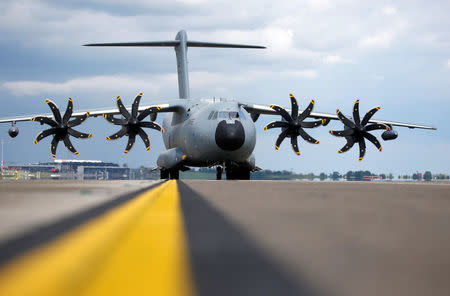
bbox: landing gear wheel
[160,169,169,179]
[216,166,223,180]
[225,166,250,180]
[169,169,179,180]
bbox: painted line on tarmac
[0,180,196,296]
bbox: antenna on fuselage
[84,30,265,100]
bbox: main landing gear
[160,169,179,180]
[225,165,250,180]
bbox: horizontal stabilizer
[186,41,265,49]
[84,40,265,49]
[84,41,180,47]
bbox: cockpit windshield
[210,111,240,120]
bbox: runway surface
[0,180,449,296]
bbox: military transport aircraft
[0,30,436,180]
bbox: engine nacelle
[382,129,398,141]
[157,147,185,169]
[8,126,19,138]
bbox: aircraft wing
[0,101,183,124]
[242,103,436,130]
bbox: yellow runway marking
[0,180,196,296]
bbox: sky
[0,0,449,175]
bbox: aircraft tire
[160,169,169,179]
[169,169,179,180]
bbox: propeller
[264,94,326,156]
[31,98,92,158]
[329,99,391,161]
[104,92,164,154]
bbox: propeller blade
[68,128,92,139]
[124,132,136,154]
[45,99,62,123]
[269,105,292,122]
[298,99,315,121]
[263,121,289,130]
[137,107,160,121]
[358,138,366,161]
[363,132,382,152]
[34,128,57,145]
[106,127,128,140]
[300,120,323,129]
[68,112,89,127]
[329,129,355,137]
[138,121,165,133]
[361,107,381,126]
[338,138,355,153]
[298,128,320,144]
[137,127,150,151]
[50,136,60,159]
[31,116,57,127]
[116,96,131,120]
[62,136,79,155]
[290,136,301,156]
[336,109,356,129]
[352,99,360,126]
[290,94,298,120]
[275,129,289,150]
[62,97,73,123]
[131,92,143,118]
[103,114,128,125]
[365,123,390,131]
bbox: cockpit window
[208,111,214,120]
[219,112,228,118]
[229,112,239,118]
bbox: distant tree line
[130,166,449,181]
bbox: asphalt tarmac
[0,180,449,296]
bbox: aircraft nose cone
[215,120,245,151]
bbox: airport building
[5,159,131,180]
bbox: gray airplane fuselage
[160,99,256,167]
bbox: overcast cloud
[0,0,449,175]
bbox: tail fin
[84,30,265,99]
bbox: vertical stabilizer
[174,30,190,99]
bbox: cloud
[382,6,397,16]
[2,69,319,98]
[322,55,352,65]
[358,32,395,49]
[447,59,450,68]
